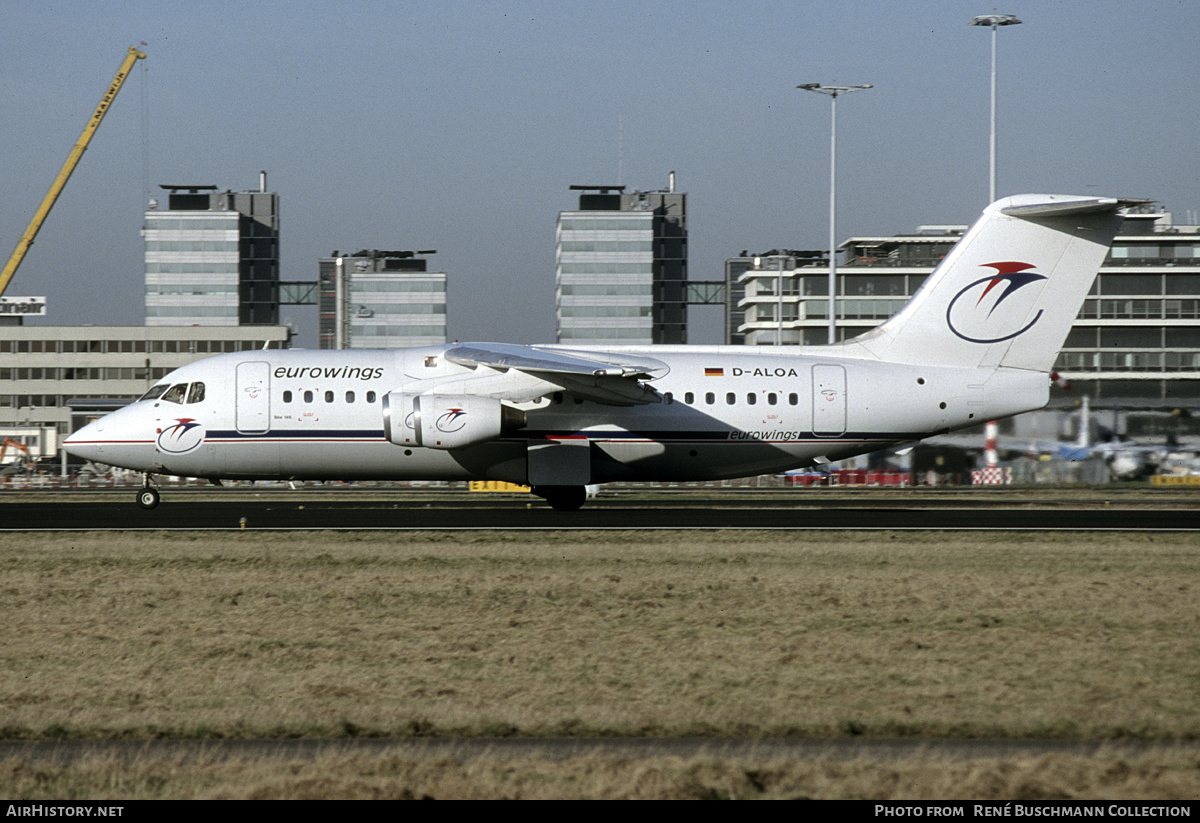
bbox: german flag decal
[704,368,724,377]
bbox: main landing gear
[534,485,587,512]
[136,473,160,510]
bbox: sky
[2,0,1197,347]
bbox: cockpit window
[161,384,188,404]
[140,384,169,402]
[186,382,206,404]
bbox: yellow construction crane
[0,45,146,297]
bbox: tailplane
[855,195,1139,372]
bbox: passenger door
[812,364,847,438]
[236,361,271,435]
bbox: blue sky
[3,0,1197,345]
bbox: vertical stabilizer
[854,195,1133,372]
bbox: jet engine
[382,392,526,450]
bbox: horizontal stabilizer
[1000,196,1150,218]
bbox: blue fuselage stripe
[205,428,915,443]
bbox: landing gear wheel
[540,485,586,512]
[136,487,160,510]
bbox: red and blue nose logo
[946,262,1048,343]
[156,417,205,454]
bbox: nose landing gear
[136,473,160,509]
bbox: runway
[3,488,1198,531]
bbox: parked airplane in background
[1054,396,1199,480]
[66,194,1136,510]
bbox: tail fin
[855,194,1136,372]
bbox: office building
[317,250,446,349]
[556,181,687,345]
[144,179,280,326]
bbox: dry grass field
[1,525,1198,798]
[5,747,1200,799]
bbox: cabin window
[187,383,205,404]
[346,391,355,403]
[663,392,673,404]
[366,391,377,403]
[789,393,799,405]
[726,392,736,405]
[325,390,334,403]
[304,390,313,403]
[746,393,757,405]
[767,392,777,405]
[705,392,715,405]
[283,391,292,403]
[684,392,694,404]
[161,384,187,404]
[553,392,564,404]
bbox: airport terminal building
[0,325,290,463]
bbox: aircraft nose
[63,419,107,462]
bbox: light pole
[970,14,1021,482]
[798,83,872,345]
[335,256,346,350]
[969,13,1022,204]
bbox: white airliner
[65,194,1135,510]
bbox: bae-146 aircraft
[65,194,1135,510]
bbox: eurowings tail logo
[946,261,1048,343]
[156,417,205,454]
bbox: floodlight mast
[969,14,1022,204]
[797,83,872,345]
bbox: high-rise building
[317,250,446,349]
[556,182,687,345]
[144,180,280,326]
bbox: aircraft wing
[442,342,667,406]
[446,343,668,378]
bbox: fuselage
[65,344,1049,485]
